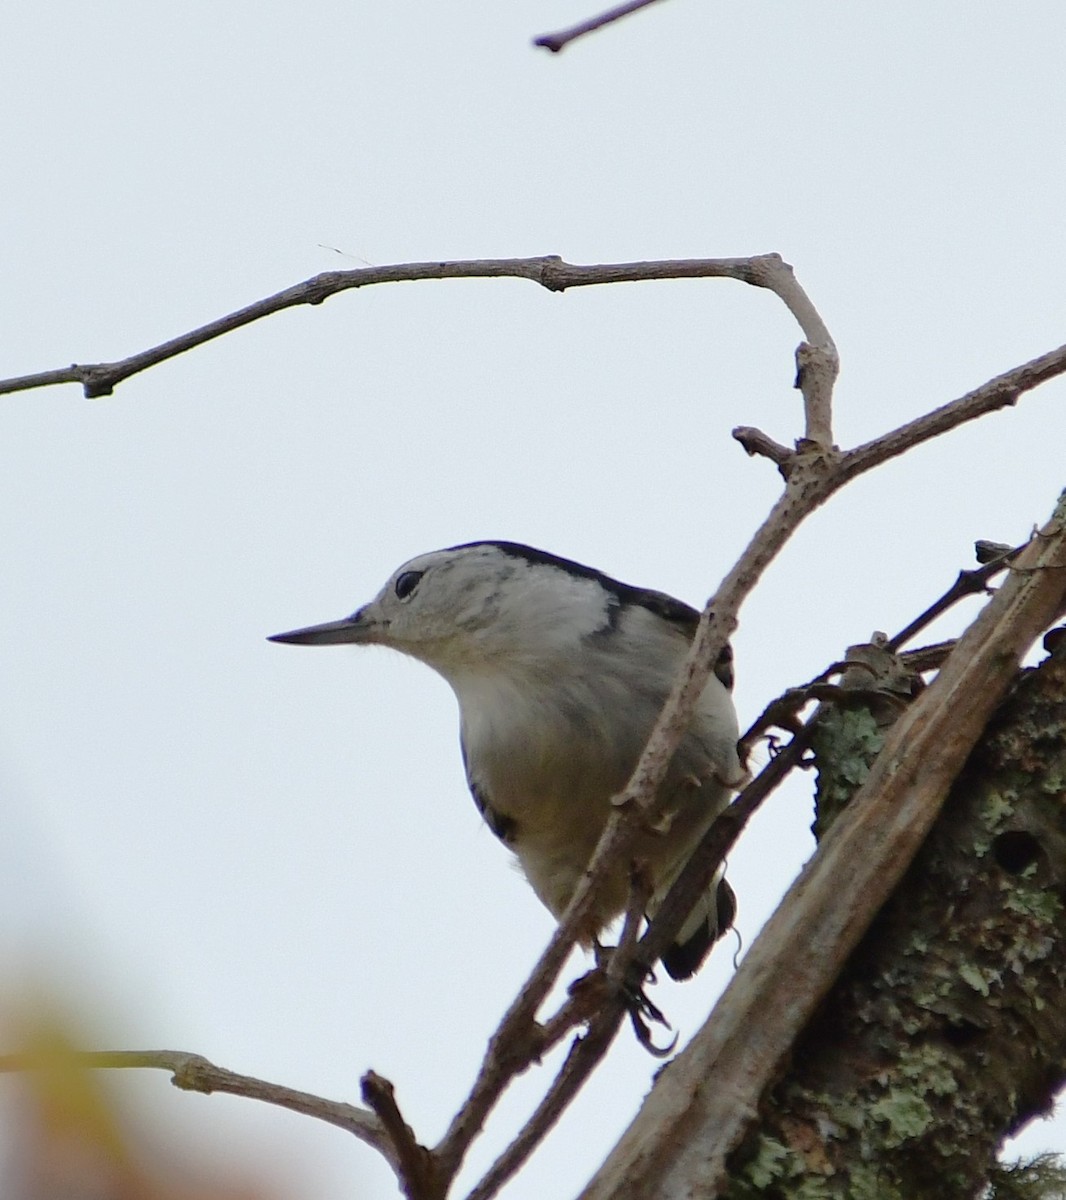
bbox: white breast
[448,606,740,936]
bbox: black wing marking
[449,541,735,689]
[461,737,518,845]
[713,640,735,692]
[469,779,518,845]
[448,540,701,632]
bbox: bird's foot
[592,943,678,1057]
[621,969,677,1057]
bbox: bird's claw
[591,941,678,1056]
[622,973,678,1058]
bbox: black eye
[394,570,424,600]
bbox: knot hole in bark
[992,829,1043,875]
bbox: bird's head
[269,541,621,675]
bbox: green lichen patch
[868,1089,935,1146]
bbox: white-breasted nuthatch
[270,541,744,980]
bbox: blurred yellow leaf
[6,1007,280,1200]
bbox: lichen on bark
[727,632,1066,1199]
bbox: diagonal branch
[885,542,1022,652]
[463,1009,628,1200]
[840,341,1066,478]
[533,0,669,53]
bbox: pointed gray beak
[268,609,377,646]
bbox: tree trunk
[723,630,1066,1198]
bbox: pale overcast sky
[2,3,1065,1197]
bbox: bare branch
[361,1071,441,1200]
[533,0,668,53]
[794,341,838,448]
[732,425,793,471]
[734,535,1003,763]
[841,340,1066,479]
[885,542,1021,652]
[630,722,816,977]
[579,487,1066,1200]
[464,1012,627,1200]
[0,1048,396,1170]
[1,254,786,399]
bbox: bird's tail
[656,873,736,982]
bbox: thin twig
[885,543,1022,651]
[464,1010,628,1200]
[361,1071,440,1200]
[732,425,793,471]
[0,1049,395,1169]
[631,724,816,977]
[533,0,668,53]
